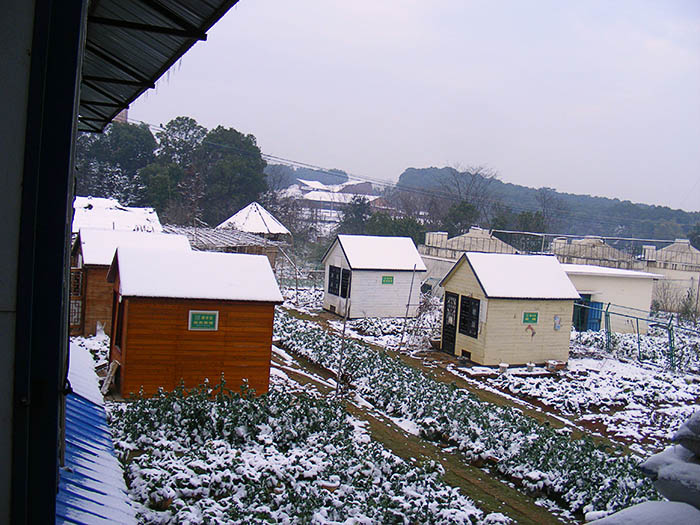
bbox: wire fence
[576,301,700,372]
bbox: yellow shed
[440,253,580,366]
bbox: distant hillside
[397,167,700,239]
[265,164,349,189]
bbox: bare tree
[437,165,499,225]
[535,187,567,233]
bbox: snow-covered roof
[109,246,283,302]
[216,202,290,236]
[77,228,191,266]
[326,235,427,271]
[302,191,379,204]
[72,196,162,234]
[297,178,332,191]
[563,264,662,279]
[443,253,580,299]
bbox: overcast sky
[130,0,700,211]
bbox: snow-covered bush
[275,311,658,515]
[109,379,492,524]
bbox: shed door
[587,301,603,331]
[442,292,458,355]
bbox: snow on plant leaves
[274,310,659,515]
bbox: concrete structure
[69,229,190,336]
[563,264,662,334]
[321,235,427,318]
[440,253,579,365]
[107,247,283,397]
[642,240,700,311]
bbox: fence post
[667,315,676,372]
[604,303,612,352]
[636,317,641,361]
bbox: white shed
[321,235,427,318]
[563,264,662,334]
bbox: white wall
[1,0,35,519]
[348,270,424,318]
[566,273,656,334]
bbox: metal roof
[162,224,278,251]
[56,394,137,524]
[78,0,240,132]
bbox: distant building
[550,236,633,266]
[321,235,426,318]
[419,228,518,297]
[72,196,162,235]
[440,253,579,365]
[216,201,291,241]
[107,247,283,397]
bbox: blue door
[587,302,603,331]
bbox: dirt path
[272,349,570,524]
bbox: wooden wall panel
[119,297,275,397]
[83,265,112,336]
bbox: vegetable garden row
[109,380,500,524]
[274,311,658,516]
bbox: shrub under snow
[109,380,497,524]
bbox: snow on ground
[285,289,700,458]
[281,286,324,315]
[486,357,700,455]
[275,311,658,516]
[71,325,111,368]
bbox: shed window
[459,296,480,339]
[328,265,341,296]
[340,269,351,298]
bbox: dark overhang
[78,0,240,132]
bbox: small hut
[107,247,283,397]
[321,235,427,318]
[69,228,190,336]
[440,253,579,365]
[216,201,291,241]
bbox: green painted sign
[189,310,219,331]
[381,275,394,285]
[523,312,539,324]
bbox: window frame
[340,268,351,298]
[328,265,341,296]
[458,295,480,339]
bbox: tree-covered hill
[397,166,700,240]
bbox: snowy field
[275,311,657,516]
[286,287,700,458]
[107,371,505,524]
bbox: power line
[123,117,698,232]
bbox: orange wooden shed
[107,246,283,397]
[69,228,190,336]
